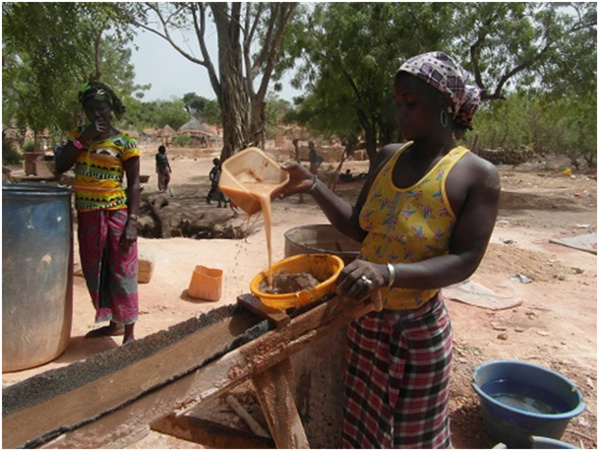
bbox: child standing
[207,158,228,207]
[155,145,172,194]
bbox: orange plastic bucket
[250,254,344,311]
[188,265,223,302]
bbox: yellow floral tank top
[359,142,470,310]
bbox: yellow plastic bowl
[250,254,344,311]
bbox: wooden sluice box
[3,293,376,449]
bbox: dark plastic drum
[284,224,361,265]
[2,184,73,372]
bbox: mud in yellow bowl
[250,254,344,311]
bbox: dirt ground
[3,142,597,449]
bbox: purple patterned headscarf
[397,51,482,129]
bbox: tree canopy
[289,2,596,162]
[3,2,595,166]
[287,2,454,159]
[2,2,147,146]
[127,2,298,159]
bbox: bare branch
[254,3,298,101]
[134,3,205,66]
[189,3,221,98]
[92,27,105,82]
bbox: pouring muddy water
[220,147,380,312]
[219,147,291,287]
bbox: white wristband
[386,263,395,287]
[307,174,318,194]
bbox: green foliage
[450,3,596,102]
[3,3,92,133]
[182,93,221,126]
[472,91,597,168]
[172,134,191,147]
[22,140,36,153]
[202,100,222,127]
[115,98,190,133]
[289,3,596,162]
[154,100,189,130]
[2,141,21,165]
[265,96,292,127]
[472,95,534,151]
[289,2,454,155]
[2,3,146,138]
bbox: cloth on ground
[444,280,523,311]
[549,232,597,255]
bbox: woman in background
[55,81,140,345]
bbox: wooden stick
[566,429,595,442]
[226,395,270,438]
[151,413,273,449]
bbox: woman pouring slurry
[278,52,500,448]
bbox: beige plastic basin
[219,147,289,216]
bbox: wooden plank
[3,310,261,449]
[253,359,309,449]
[237,293,291,327]
[18,295,374,448]
[151,414,274,449]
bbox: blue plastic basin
[530,435,578,449]
[472,360,585,449]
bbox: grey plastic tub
[284,224,361,265]
[2,184,73,372]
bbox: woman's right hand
[79,120,105,143]
[278,161,315,198]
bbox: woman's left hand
[120,220,138,251]
[335,259,387,303]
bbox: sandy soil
[3,143,597,449]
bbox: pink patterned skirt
[77,209,138,325]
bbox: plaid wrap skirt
[342,293,453,449]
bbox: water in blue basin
[482,379,570,415]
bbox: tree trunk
[363,122,377,168]
[211,3,249,161]
[248,100,266,149]
[292,139,305,203]
[246,3,297,151]
[356,107,378,167]
[219,69,249,160]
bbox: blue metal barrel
[2,184,73,372]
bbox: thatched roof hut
[158,125,176,138]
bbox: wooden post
[253,359,309,449]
